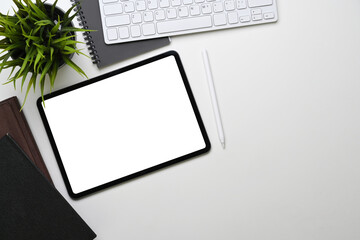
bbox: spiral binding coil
[70,0,100,65]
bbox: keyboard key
[132,13,142,23]
[236,0,246,9]
[124,2,135,12]
[106,15,131,26]
[147,0,158,9]
[264,12,274,19]
[248,0,272,7]
[142,23,156,35]
[251,8,261,15]
[201,3,212,14]
[213,2,224,12]
[107,28,118,40]
[239,15,250,22]
[195,0,205,3]
[160,0,170,7]
[104,4,123,15]
[155,10,166,20]
[190,5,201,16]
[103,0,118,3]
[119,26,130,38]
[228,12,238,24]
[166,8,177,18]
[130,25,141,37]
[171,0,181,7]
[224,0,235,11]
[252,14,262,21]
[157,16,212,33]
[183,0,193,4]
[144,11,154,21]
[136,0,146,10]
[214,14,226,26]
[178,6,189,17]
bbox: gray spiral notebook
[73,0,170,68]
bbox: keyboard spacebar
[157,16,212,34]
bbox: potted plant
[0,0,88,108]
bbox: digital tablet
[37,51,211,198]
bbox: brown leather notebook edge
[0,97,53,184]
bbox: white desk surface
[1,1,360,239]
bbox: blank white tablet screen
[43,55,206,194]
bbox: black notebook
[72,0,170,68]
[0,135,96,240]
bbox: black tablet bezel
[37,51,211,198]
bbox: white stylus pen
[202,50,225,149]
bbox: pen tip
[221,142,225,149]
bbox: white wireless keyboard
[99,0,278,44]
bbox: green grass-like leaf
[62,55,87,78]
[0,0,90,109]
